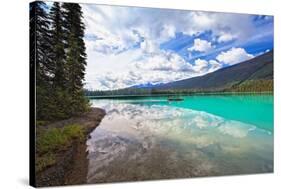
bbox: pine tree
[45,2,70,120]
[31,2,89,121]
[49,2,66,89]
[30,1,54,120]
[30,1,52,85]
[62,3,88,114]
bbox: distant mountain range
[130,82,163,89]
[134,50,273,92]
[88,50,273,97]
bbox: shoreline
[35,107,106,187]
[87,91,273,99]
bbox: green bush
[36,124,85,154]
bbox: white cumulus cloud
[217,32,236,43]
[216,48,254,65]
[80,4,271,90]
[188,38,213,52]
[194,59,223,74]
[134,51,194,72]
[86,49,225,90]
[193,59,209,72]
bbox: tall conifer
[49,2,66,88]
[62,3,88,114]
[30,1,52,85]
[30,1,53,120]
[31,2,89,120]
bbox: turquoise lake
[87,94,273,183]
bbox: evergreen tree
[31,2,89,121]
[30,1,52,85]
[30,1,54,120]
[62,3,88,114]
[49,2,66,89]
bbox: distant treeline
[230,79,273,92]
[30,1,89,121]
[85,79,273,97]
[84,88,153,96]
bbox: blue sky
[80,4,273,90]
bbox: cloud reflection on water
[87,100,273,183]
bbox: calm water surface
[86,94,273,183]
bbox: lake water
[86,94,273,183]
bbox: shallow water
[86,95,273,183]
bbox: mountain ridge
[149,50,273,92]
[87,50,273,97]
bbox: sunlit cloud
[80,4,273,90]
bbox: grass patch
[36,153,56,173]
[36,124,85,154]
[36,124,85,172]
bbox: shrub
[36,124,85,154]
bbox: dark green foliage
[30,1,54,121]
[61,3,88,116]
[30,2,52,86]
[62,3,87,94]
[31,2,89,121]
[49,2,67,88]
[230,80,273,92]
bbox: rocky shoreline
[35,108,106,187]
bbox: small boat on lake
[167,96,184,101]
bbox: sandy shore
[35,107,106,187]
